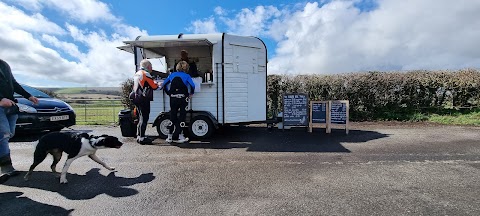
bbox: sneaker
[175,134,189,144]
[165,134,173,143]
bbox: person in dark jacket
[0,59,38,184]
[174,50,199,77]
[161,61,195,143]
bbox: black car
[14,84,76,132]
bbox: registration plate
[50,115,69,121]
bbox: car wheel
[189,115,215,139]
[156,115,172,139]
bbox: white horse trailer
[118,33,267,139]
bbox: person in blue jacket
[162,61,195,143]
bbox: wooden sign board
[309,101,330,133]
[308,100,349,134]
[330,100,349,134]
[283,93,308,127]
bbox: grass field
[71,103,125,125]
[428,109,480,126]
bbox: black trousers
[135,100,150,138]
[169,97,188,140]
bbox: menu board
[330,101,347,124]
[283,94,308,126]
[311,101,327,123]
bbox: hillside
[40,87,122,99]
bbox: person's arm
[143,72,159,90]
[12,78,31,99]
[162,76,172,95]
[13,78,38,104]
[186,76,195,95]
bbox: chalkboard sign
[311,101,327,123]
[283,94,308,126]
[330,101,348,124]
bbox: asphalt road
[1,123,479,216]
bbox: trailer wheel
[156,115,172,139]
[189,115,215,139]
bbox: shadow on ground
[174,126,389,152]
[3,168,155,200]
[0,192,74,216]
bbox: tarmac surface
[1,123,479,216]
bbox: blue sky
[1,0,479,87]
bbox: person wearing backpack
[132,59,159,145]
[161,61,195,143]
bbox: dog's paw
[107,167,116,171]
[60,178,68,184]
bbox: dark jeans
[169,97,188,140]
[135,100,150,138]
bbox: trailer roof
[123,33,222,47]
[118,33,224,54]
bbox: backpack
[167,77,188,96]
[129,84,153,104]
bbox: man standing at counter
[177,50,199,77]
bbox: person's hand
[0,98,15,107]
[28,96,39,105]
[189,94,193,99]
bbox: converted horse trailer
[118,33,267,139]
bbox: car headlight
[17,103,37,113]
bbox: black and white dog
[24,132,123,184]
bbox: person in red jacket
[0,59,38,184]
[132,59,159,145]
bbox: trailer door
[224,44,266,123]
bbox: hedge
[267,69,480,121]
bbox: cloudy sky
[1,0,479,87]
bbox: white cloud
[200,0,480,75]
[41,34,84,59]
[4,0,43,11]
[188,17,218,34]
[44,0,117,23]
[0,1,146,87]
[0,2,64,34]
[267,0,480,74]
[5,0,116,23]
[214,6,227,16]
[222,5,283,36]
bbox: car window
[14,84,51,98]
